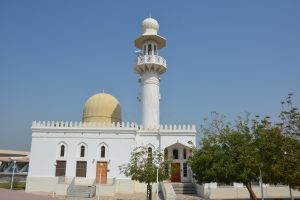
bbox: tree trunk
[146,183,152,200]
[244,182,257,200]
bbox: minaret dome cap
[142,17,159,35]
[135,17,166,49]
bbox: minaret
[134,18,167,129]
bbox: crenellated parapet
[31,121,196,132]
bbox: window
[183,149,187,159]
[148,44,152,55]
[183,163,188,177]
[154,45,157,55]
[80,145,85,157]
[173,149,179,159]
[76,161,87,177]
[55,161,66,176]
[60,145,65,157]
[148,147,152,156]
[101,146,105,158]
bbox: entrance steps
[171,183,196,195]
[67,185,94,198]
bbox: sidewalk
[0,188,204,200]
[59,193,203,200]
[0,188,59,200]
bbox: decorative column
[134,18,167,129]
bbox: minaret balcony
[135,55,167,75]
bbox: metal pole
[154,163,159,200]
[260,168,264,200]
[156,167,158,200]
[10,161,16,190]
[289,185,294,200]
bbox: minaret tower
[134,18,167,129]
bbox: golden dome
[82,93,122,124]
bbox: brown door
[55,161,66,176]
[76,161,87,177]
[96,161,107,184]
[171,163,181,182]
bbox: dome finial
[141,17,159,35]
[102,88,105,93]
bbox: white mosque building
[25,17,196,197]
[25,17,300,200]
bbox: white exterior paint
[26,122,196,195]
[195,184,300,199]
[135,18,167,129]
[165,143,192,183]
[140,71,160,129]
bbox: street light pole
[10,160,16,190]
[154,163,160,200]
[289,185,294,200]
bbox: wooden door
[76,161,87,177]
[96,161,107,184]
[171,163,181,182]
[55,161,66,176]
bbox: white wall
[195,184,300,199]
[28,130,136,180]
[27,125,196,194]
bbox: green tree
[279,93,300,136]
[190,108,300,200]
[256,125,300,200]
[189,113,260,200]
[119,146,170,200]
[263,94,300,191]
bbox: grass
[0,182,26,190]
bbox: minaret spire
[134,17,167,129]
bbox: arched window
[173,149,179,159]
[154,45,157,55]
[60,145,65,157]
[80,145,85,157]
[183,149,187,159]
[148,147,152,156]
[148,44,152,55]
[101,146,105,158]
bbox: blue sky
[0,1,299,150]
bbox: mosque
[25,17,196,197]
[24,17,300,200]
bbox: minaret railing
[136,55,166,68]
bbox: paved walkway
[59,193,204,200]
[0,188,204,200]
[0,188,59,200]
